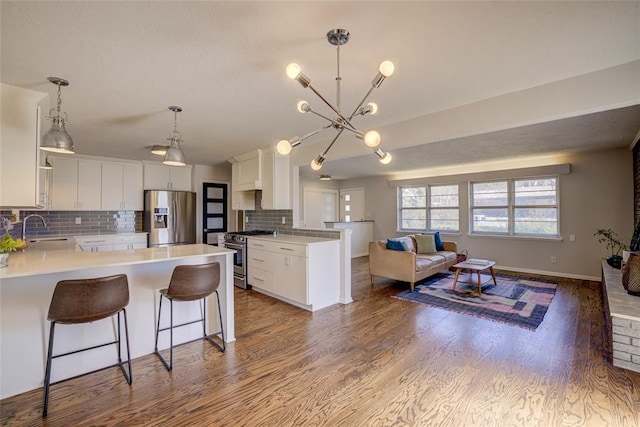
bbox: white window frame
[398,184,459,232]
[469,176,560,238]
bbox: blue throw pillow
[386,239,407,251]
[421,231,444,251]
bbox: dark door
[202,183,228,245]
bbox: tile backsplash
[0,210,142,239]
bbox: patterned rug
[393,272,558,330]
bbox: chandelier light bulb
[367,102,378,115]
[276,139,292,155]
[286,63,301,80]
[379,152,392,165]
[364,130,381,148]
[297,101,310,113]
[310,159,322,171]
[379,61,395,77]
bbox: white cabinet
[113,234,148,250]
[75,233,147,252]
[101,162,143,210]
[260,147,290,210]
[247,237,340,311]
[0,83,48,208]
[231,150,262,191]
[229,148,291,210]
[51,158,102,210]
[143,163,192,191]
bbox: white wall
[340,148,633,280]
[193,163,232,243]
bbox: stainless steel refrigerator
[143,190,196,247]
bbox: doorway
[339,188,365,222]
[303,188,338,228]
[202,183,228,245]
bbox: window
[470,177,558,237]
[399,185,459,232]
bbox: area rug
[393,272,558,330]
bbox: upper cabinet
[143,162,193,191]
[50,157,102,210]
[260,147,290,210]
[101,162,143,210]
[229,148,290,210]
[0,83,48,208]
[230,150,262,192]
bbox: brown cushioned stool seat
[43,274,132,416]
[154,262,225,371]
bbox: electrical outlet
[550,256,557,264]
[281,216,286,225]
[569,234,576,242]
[75,217,81,225]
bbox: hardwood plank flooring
[2,258,639,426]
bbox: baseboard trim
[495,265,600,282]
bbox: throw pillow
[386,238,408,251]
[421,231,444,251]
[415,234,437,254]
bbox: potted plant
[594,228,627,269]
[623,219,640,262]
[0,234,24,268]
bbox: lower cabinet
[247,237,339,311]
[75,234,147,252]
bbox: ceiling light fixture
[150,145,168,156]
[162,106,186,166]
[41,77,75,154]
[39,157,53,170]
[319,174,332,181]
[276,28,394,170]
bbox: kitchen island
[0,242,235,399]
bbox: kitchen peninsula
[0,242,235,399]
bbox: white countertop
[1,243,234,279]
[247,234,339,245]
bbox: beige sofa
[369,235,457,291]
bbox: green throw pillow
[415,234,437,254]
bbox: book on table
[466,258,490,266]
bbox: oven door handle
[224,242,243,250]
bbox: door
[303,188,338,228]
[340,188,365,222]
[202,183,228,245]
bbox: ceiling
[2,1,639,180]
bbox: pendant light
[41,77,75,154]
[163,106,186,166]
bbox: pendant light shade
[162,106,186,166]
[41,77,75,154]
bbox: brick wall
[612,317,640,373]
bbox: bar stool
[155,262,225,371]
[43,274,132,416]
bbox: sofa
[369,234,458,292]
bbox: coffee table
[452,260,497,294]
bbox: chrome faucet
[21,214,47,241]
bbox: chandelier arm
[320,129,345,158]
[348,85,376,120]
[307,84,358,131]
[299,124,333,142]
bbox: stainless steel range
[224,230,274,289]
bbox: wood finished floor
[2,258,639,426]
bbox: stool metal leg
[154,294,175,372]
[117,309,133,384]
[42,322,56,417]
[204,291,226,352]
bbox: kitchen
[0,82,349,401]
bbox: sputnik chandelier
[276,29,394,170]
